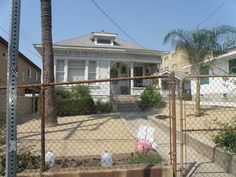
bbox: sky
[0,0,236,68]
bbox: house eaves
[0,36,41,72]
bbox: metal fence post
[179,79,184,176]
[6,0,21,176]
[40,86,45,172]
[170,74,177,177]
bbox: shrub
[57,98,96,116]
[139,87,165,110]
[96,101,113,113]
[71,85,90,99]
[0,151,40,176]
[213,118,236,154]
[56,85,96,116]
[55,87,72,100]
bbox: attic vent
[97,39,111,44]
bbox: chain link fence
[0,76,179,176]
[180,76,236,177]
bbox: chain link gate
[179,75,236,177]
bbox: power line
[0,26,42,60]
[90,0,145,49]
[197,0,230,28]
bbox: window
[97,39,111,44]
[27,68,32,78]
[88,61,96,80]
[56,60,64,82]
[35,72,38,81]
[200,66,209,85]
[68,60,85,81]
[164,67,168,71]
[134,66,143,87]
[229,58,236,75]
[2,52,7,59]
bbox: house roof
[53,34,144,50]
[34,32,168,57]
[0,36,41,72]
[159,70,189,80]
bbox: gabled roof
[53,34,145,50]
[0,36,41,71]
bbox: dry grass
[17,113,136,157]
[155,103,236,140]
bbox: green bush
[96,100,113,113]
[71,85,91,99]
[55,87,72,100]
[0,151,40,176]
[56,85,96,116]
[213,119,236,154]
[57,98,96,116]
[138,87,165,110]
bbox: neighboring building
[34,31,167,100]
[0,36,41,95]
[190,49,236,102]
[161,48,236,101]
[161,50,191,74]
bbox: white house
[34,31,167,100]
[189,48,236,102]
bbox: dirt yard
[17,113,136,157]
[154,103,236,140]
[157,103,236,129]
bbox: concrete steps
[115,95,141,112]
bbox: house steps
[115,95,141,112]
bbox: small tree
[164,25,236,116]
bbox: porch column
[108,60,111,78]
[85,60,89,80]
[131,62,134,95]
[96,60,100,79]
[64,59,68,82]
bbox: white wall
[90,60,110,101]
[191,59,236,96]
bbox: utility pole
[6,0,21,176]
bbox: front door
[110,62,130,95]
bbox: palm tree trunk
[195,77,201,116]
[194,67,201,116]
[40,0,57,126]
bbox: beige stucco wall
[161,49,215,74]
[161,50,191,73]
[0,41,41,95]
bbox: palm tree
[40,0,58,126]
[163,25,236,116]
